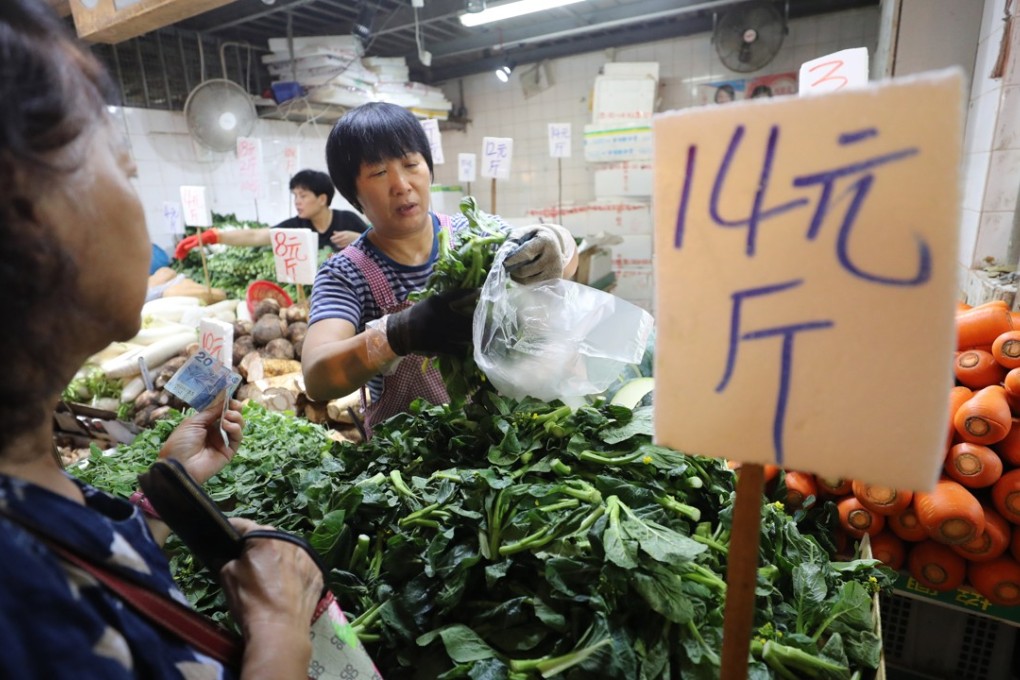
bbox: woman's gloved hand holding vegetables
[385,288,479,356]
[503,224,575,284]
[174,228,220,259]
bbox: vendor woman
[301,102,578,435]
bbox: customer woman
[302,102,577,434]
[0,1,322,677]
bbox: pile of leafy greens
[172,213,329,299]
[72,398,890,679]
[408,196,508,404]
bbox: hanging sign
[481,137,513,179]
[799,48,870,95]
[199,317,234,368]
[458,153,477,183]
[652,70,964,490]
[272,228,318,285]
[237,136,264,198]
[179,185,212,227]
[420,118,445,165]
[162,201,184,237]
[549,123,572,158]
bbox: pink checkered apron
[345,215,452,438]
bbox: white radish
[203,299,240,315]
[101,331,195,378]
[236,301,253,323]
[120,375,146,402]
[130,322,196,345]
[86,341,144,366]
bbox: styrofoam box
[267,35,363,55]
[594,163,653,198]
[524,201,651,236]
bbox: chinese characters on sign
[420,118,445,165]
[272,228,318,285]
[283,145,300,178]
[162,201,183,237]
[548,123,572,158]
[458,153,477,183]
[652,72,963,490]
[199,318,234,367]
[481,137,513,180]
[237,137,263,198]
[179,186,211,227]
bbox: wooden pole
[295,284,305,305]
[720,462,765,680]
[491,178,497,214]
[196,226,212,298]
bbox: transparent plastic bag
[473,244,654,404]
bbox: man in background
[174,169,368,258]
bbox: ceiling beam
[70,0,236,43]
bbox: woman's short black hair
[289,169,335,204]
[325,102,433,213]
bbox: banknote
[165,350,237,411]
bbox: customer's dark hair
[0,0,113,440]
[289,169,335,204]
[325,102,433,212]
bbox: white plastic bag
[473,244,654,404]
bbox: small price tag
[272,228,318,285]
[799,48,869,96]
[179,186,212,227]
[548,123,572,158]
[200,317,235,368]
[420,118,445,165]
[458,153,477,183]
[481,137,513,179]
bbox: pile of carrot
[769,300,1020,607]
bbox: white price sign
[179,186,212,227]
[420,118,445,165]
[200,317,234,368]
[272,228,318,285]
[162,201,183,236]
[548,123,572,158]
[799,48,869,96]
[458,153,477,183]
[481,137,513,179]
[652,71,963,491]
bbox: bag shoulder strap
[0,506,243,669]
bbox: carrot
[943,442,1004,489]
[991,468,1020,525]
[727,462,779,483]
[992,418,1020,466]
[952,506,1011,562]
[908,540,967,592]
[815,477,852,497]
[967,556,1020,605]
[1005,367,1020,414]
[947,386,974,448]
[954,350,1007,389]
[914,478,985,544]
[851,480,913,516]
[953,385,1012,445]
[869,531,906,571]
[992,330,1020,369]
[837,496,885,539]
[888,505,928,542]
[956,300,972,313]
[1012,525,1020,562]
[956,301,1012,350]
[781,471,817,510]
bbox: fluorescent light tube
[460,0,587,27]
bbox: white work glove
[503,224,574,285]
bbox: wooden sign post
[458,153,477,201]
[481,136,513,214]
[548,123,571,221]
[652,70,964,678]
[179,185,213,295]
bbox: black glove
[386,288,480,356]
[503,226,566,285]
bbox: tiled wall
[125,7,880,255]
[432,7,881,224]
